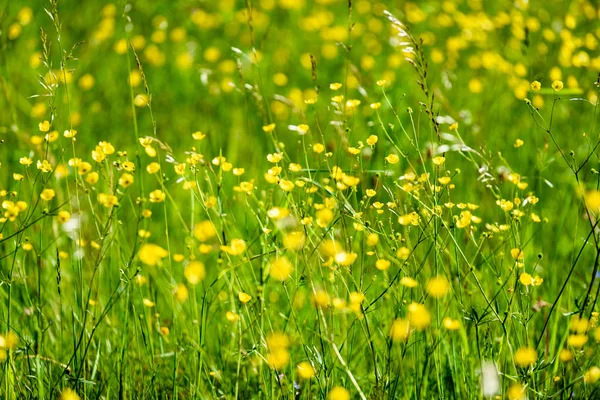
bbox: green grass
[0,0,599,398]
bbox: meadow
[0,0,599,398]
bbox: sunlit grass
[0,0,599,399]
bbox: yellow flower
[519,272,533,286]
[407,303,431,330]
[118,173,134,188]
[134,94,148,107]
[143,298,155,307]
[122,161,135,172]
[329,82,342,90]
[389,318,411,342]
[530,81,541,91]
[584,367,600,384]
[375,259,391,271]
[396,247,410,260]
[59,388,81,400]
[400,276,418,288]
[39,120,50,132]
[567,334,588,348]
[296,361,316,379]
[551,80,563,91]
[442,317,461,330]
[385,154,400,164]
[514,346,537,367]
[220,238,247,256]
[283,231,305,250]
[40,188,56,201]
[269,256,294,281]
[559,348,573,363]
[184,261,206,284]
[238,292,252,303]
[174,284,188,302]
[64,129,77,138]
[297,124,309,134]
[138,243,169,266]
[192,131,206,140]
[267,332,290,369]
[262,123,276,133]
[327,386,350,400]
[193,220,217,242]
[57,211,71,223]
[19,157,32,166]
[149,189,166,203]
[432,156,445,166]
[366,135,378,146]
[510,248,524,260]
[507,383,526,400]
[147,162,160,174]
[174,163,186,175]
[313,143,325,154]
[426,276,450,298]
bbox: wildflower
[297,124,309,134]
[313,143,325,153]
[510,248,524,260]
[396,247,410,260]
[57,211,71,223]
[59,388,81,400]
[226,311,239,322]
[138,244,169,266]
[147,162,160,174]
[559,349,573,363]
[143,298,155,307]
[426,276,450,298]
[329,82,342,90]
[551,80,563,91]
[531,81,541,91]
[184,261,206,284]
[443,317,461,330]
[584,367,600,384]
[134,94,148,107]
[220,238,247,255]
[385,154,400,164]
[514,346,537,367]
[118,173,134,188]
[389,318,410,341]
[64,129,77,138]
[149,190,166,203]
[192,131,206,140]
[400,276,418,288]
[193,221,217,242]
[297,361,316,379]
[238,292,252,303]
[375,259,391,271]
[327,387,350,400]
[174,284,188,302]
[316,208,334,227]
[19,157,32,166]
[266,332,290,370]
[269,256,293,281]
[283,231,305,250]
[407,303,431,330]
[366,135,378,146]
[507,383,526,400]
[40,188,55,201]
[39,120,50,132]
[432,156,445,166]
